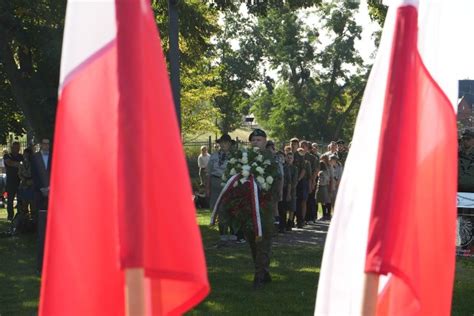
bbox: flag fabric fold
[39,0,209,315]
[315,1,458,315]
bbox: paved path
[211,220,330,249]
[272,221,329,247]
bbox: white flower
[252,162,258,167]
[242,165,251,171]
[241,157,248,164]
[229,158,237,164]
[262,183,269,191]
[256,155,263,162]
[242,169,250,177]
[222,174,226,180]
[242,151,248,157]
[256,166,264,174]
[256,176,265,185]
[240,178,248,184]
[263,159,271,165]
[233,181,238,188]
[266,176,274,185]
[230,168,237,175]
[253,147,260,152]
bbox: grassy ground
[0,208,473,315]
[0,209,40,316]
[189,211,322,315]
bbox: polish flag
[315,1,459,315]
[39,0,209,315]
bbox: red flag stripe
[40,42,124,315]
[40,0,210,314]
[365,6,457,315]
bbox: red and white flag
[315,1,459,315]
[39,0,209,315]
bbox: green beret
[249,128,267,141]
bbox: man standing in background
[197,146,210,187]
[3,141,23,221]
[31,138,51,274]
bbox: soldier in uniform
[301,141,317,223]
[246,128,279,289]
[336,139,348,165]
[459,129,474,192]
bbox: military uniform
[208,134,233,240]
[305,152,318,222]
[279,160,298,232]
[208,151,228,209]
[294,152,311,227]
[245,129,280,289]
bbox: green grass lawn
[0,208,473,315]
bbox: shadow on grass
[189,223,323,315]
[0,217,40,316]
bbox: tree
[0,81,24,142]
[0,0,66,140]
[152,0,223,138]
[209,0,322,15]
[0,0,222,141]
[250,0,367,141]
[251,83,315,141]
[180,59,221,138]
[212,10,265,133]
[367,0,388,26]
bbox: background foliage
[0,0,388,143]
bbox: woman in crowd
[18,147,34,219]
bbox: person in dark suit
[3,142,24,220]
[31,138,51,274]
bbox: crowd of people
[198,134,350,237]
[1,139,51,272]
[196,129,350,288]
[2,139,51,223]
[198,134,350,234]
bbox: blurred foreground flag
[315,1,459,315]
[39,0,209,315]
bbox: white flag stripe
[59,0,116,88]
[315,1,460,314]
[314,5,398,315]
[417,2,459,111]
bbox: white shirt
[198,153,210,169]
[41,151,49,169]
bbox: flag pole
[125,268,146,316]
[361,272,379,316]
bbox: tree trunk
[332,87,364,139]
[0,32,55,140]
